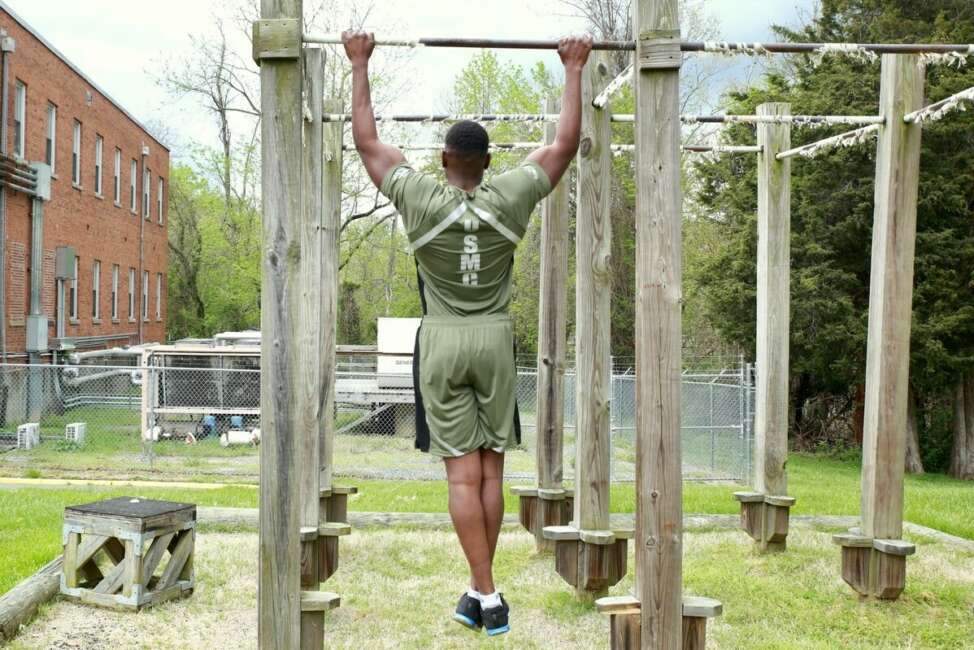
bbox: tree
[690,0,974,473]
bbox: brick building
[0,3,168,363]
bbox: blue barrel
[230,415,244,429]
[201,415,217,438]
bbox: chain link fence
[0,357,753,483]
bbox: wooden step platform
[542,525,630,600]
[733,491,796,552]
[833,532,916,600]
[595,594,723,650]
[60,497,195,611]
[510,486,574,553]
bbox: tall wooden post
[255,3,305,647]
[512,95,573,553]
[319,96,354,583]
[596,0,721,646]
[543,52,630,602]
[833,54,923,601]
[734,103,796,552]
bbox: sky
[7,0,817,160]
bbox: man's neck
[445,169,484,193]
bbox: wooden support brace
[596,596,722,650]
[543,526,627,600]
[637,30,682,70]
[252,19,301,63]
[832,533,916,600]
[512,487,573,553]
[733,492,796,552]
[299,591,339,650]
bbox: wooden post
[574,51,613,537]
[734,102,796,552]
[530,94,573,552]
[836,53,923,601]
[320,95,342,496]
[298,46,325,649]
[543,52,627,601]
[255,3,304,647]
[318,96,354,582]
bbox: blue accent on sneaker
[486,624,510,636]
[453,613,478,630]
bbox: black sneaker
[453,593,482,631]
[481,595,510,637]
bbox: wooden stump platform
[318,486,356,583]
[60,497,195,611]
[542,525,630,600]
[510,487,574,553]
[596,595,722,650]
[733,492,796,552]
[832,533,915,600]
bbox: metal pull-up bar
[321,113,885,126]
[342,143,763,154]
[304,33,974,55]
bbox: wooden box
[60,497,196,611]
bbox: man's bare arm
[343,31,406,189]
[526,35,593,189]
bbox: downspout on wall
[0,30,15,363]
[139,144,148,345]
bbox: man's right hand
[342,30,376,66]
[557,34,594,71]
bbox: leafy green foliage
[690,0,974,462]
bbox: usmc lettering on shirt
[461,217,480,286]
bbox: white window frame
[72,121,82,185]
[91,260,101,320]
[46,103,57,170]
[13,81,25,159]
[94,136,103,196]
[130,160,137,212]
[113,148,121,204]
[70,256,79,320]
[142,271,149,321]
[155,273,162,320]
[111,264,119,321]
[128,268,136,321]
[157,177,164,224]
[143,169,151,219]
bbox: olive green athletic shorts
[416,314,518,458]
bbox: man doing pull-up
[343,30,592,637]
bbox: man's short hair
[445,120,489,157]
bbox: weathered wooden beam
[257,0,304,647]
[0,557,62,642]
[320,95,342,496]
[574,50,614,536]
[746,103,796,551]
[852,53,924,602]
[634,0,688,647]
[533,93,571,554]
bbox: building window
[111,264,119,321]
[13,81,25,159]
[72,121,82,185]
[70,256,79,320]
[94,136,103,196]
[46,103,57,170]
[157,177,164,224]
[142,271,149,321]
[155,273,162,320]
[113,149,121,204]
[143,169,150,219]
[128,268,136,321]
[91,260,101,319]
[130,160,137,212]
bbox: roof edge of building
[0,1,171,154]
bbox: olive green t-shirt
[380,161,552,317]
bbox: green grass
[1,454,971,597]
[8,527,973,649]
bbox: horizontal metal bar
[343,143,759,154]
[776,124,880,160]
[323,113,882,126]
[304,33,974,55]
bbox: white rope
[303,33,423,47]
[592,64,633,109]
[905,86,974,124]
[811,43,878,66]
[702,42,770,56]
[918,52,969,68]
[776,124,880,160]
